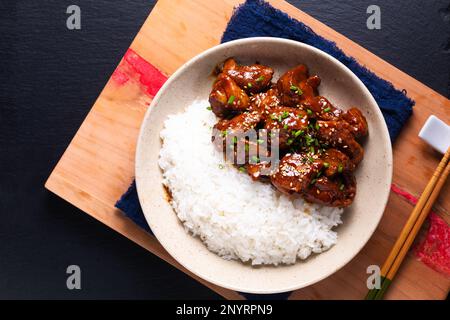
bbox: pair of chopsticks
[366,148,450,300]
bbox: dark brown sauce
[211,64,222,77]
[163,184,173,202]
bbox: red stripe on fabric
[390,184,419,206]
[123,49,168,96]
[112,69,130,85]
[390,184,450,277]
[415,213,450,276]
[112,48,168,97]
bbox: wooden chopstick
[374,159,450,299]
[366,148,450,300]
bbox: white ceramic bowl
[135,37,392,294]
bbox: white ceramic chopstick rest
[418,115,450,154]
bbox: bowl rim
[135,37,393,294]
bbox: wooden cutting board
[45,0,450,299]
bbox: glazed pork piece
[263,106,309,150]
[249,87,281,114]
[214,110,263,133]
[209,73,249,117]
[208,59,368,207]
[321,148,355,177]
[302,174,356,207]
[316,120,365,165]
[301,96,341,121]
[271,153,324,194]
[341,107,368,138]
[277,64,320,107]
[223,58,274,94]
[270,151,356,207]
[212,109,267,168]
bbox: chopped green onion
[227,95,235,105]
[256,76,265,82]
[323,162,330,168]
[315,123,320,130]
[339,184,345,191]
[278,115,282,122]
[290,85,299,91]
[206,106,212,110]
[338,164,343,173]
[323,107,331,113]
[239,166,247,173]
[307,109,313,116]
[247,82,253,88]
[287,138,293,145]
[294,130,303,137]
[310,178,317,185]
[314,139,319,146]
[251,155,259,163]
[281,111,289,119]
[270,114,277,120]
[296,88,303,95]
[316,171,322,178]
[283,124,288,130]
[310,146,315,154]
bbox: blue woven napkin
[116,0,414,300]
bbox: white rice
[158,100,343,265]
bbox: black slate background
[0,0,448,299]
